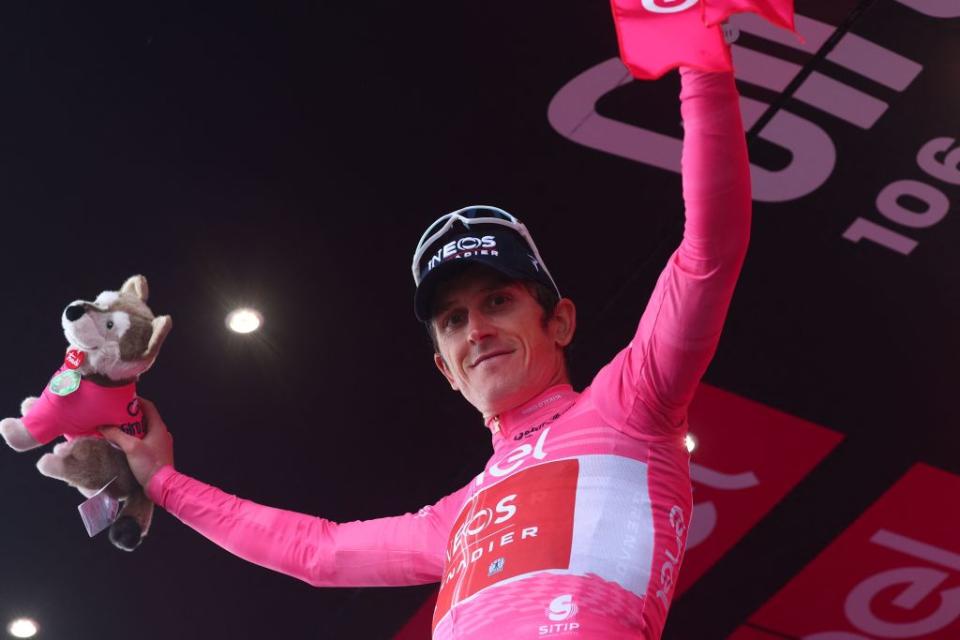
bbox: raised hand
[101,398,174,488]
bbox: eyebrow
[432,283,515,317]
[432,299,456,317]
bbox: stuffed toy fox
[0,275,172,550]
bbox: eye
[489,292,511,307]
[442,311,466,330]
[106,320,115,330]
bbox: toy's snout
[61,300,107,352]
[63,301,102,324]
[64,304,86,322]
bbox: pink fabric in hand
[610,0,798,79]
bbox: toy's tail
[110,488,154,551]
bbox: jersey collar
[485,384,578,440]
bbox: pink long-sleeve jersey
[147,68,751,639]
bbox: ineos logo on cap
[426,235,498,272]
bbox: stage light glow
[685,433,697,453]
[8,618,39,638]
[226,308,263,334]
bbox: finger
[139,396,156,413]
[138,398,169,438]
[139,397,160,423]
[100,426,139,453]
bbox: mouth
[471,350,514,368]
[69,337,99,351]
[63,324,100,351]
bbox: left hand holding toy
[101,398,174,489]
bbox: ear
[433,352,459,390]
[550,298,577,348]
[121,275,149,302]
[142,315,172,360]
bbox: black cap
[413,223,558,322]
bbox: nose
[64,304,86,322]
[467,312,495,345]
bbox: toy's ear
[143,315,172,361]
[121,275,149,302]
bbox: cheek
[438,346,465,382]
[532,334,560,366]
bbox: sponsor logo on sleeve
[656,505,688,608]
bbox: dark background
[0,1,957,638]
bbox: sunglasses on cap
[411,205,561,298]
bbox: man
[105,65,751,639]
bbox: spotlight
[226,308,263,334]
[8,619,38,638]
[685,433,697,453]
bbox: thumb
[138,398,169,441]
[140,398,163,429]
[100,426,138,453]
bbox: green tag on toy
[50,369,82,396]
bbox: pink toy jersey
[146,67,751,639]
[23,365,145,445]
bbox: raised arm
[103,400,463,587]
[675,68,751,269]
[592,67,752,435]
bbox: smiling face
[430,267,576,418]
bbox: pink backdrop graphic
[731,464,960,639]
[680,383,843,594]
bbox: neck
[483,382,578,438]
[481,367,570,421]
